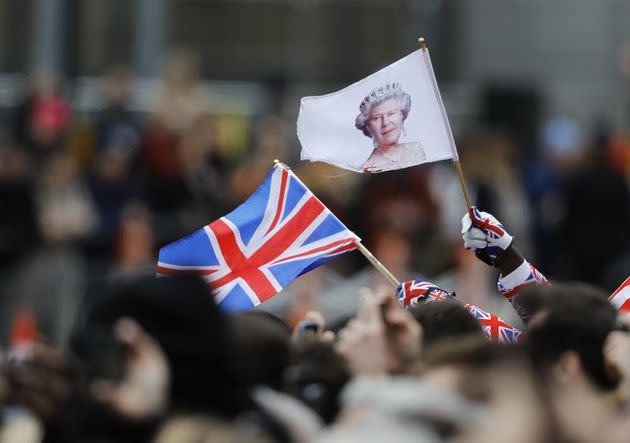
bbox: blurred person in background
[153,50,209,136]
[230,115,291,203]
[6,151,95,347]
[285,319,350,425]
[523,117,585,273]
[319,289,477,443]
[141,49,209,215]
[0,131,38,266]
[229,311,291,392]
[88,127,145,251]
[0,132,39,346]
[557,125,630,285]
[416,340,557,443]
[36,152,97,243]
[518,284,629,442]
[95,65,141,159]
[73,274,299,443]
[112,202,156,278]
[12,70,71,163]
[176,113,228,227]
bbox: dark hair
[421,336,522,371]
[520,283,618,391]
[284,337,350,424]
[74,273,249,417]
[408,300,484,348]
[229,310,291,391]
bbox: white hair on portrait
[355,83,412,138]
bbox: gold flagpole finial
[273,159,291,170]
[418,37,427,51]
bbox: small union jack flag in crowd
[396,279,453,308]
[464,304,522,343]
[609,277,630,313]
[157,164,359,312]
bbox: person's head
[519,283,619,392]
[75,273,248,417]
[408,300,484,349]
[355,83,411,149]
[229,311,291,391]
[284,337,350,424]
[416,339,556,443]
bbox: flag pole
[418,37,474,216]
[355,240,401,287]
[273,160,400,287]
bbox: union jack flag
[157,164,359,311]
[396,279,453,308]
[464,304,522,343]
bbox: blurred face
[366,98,404,149]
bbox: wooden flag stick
[418,37,474,216]
[355,241,401,288]
[455,160,474,215]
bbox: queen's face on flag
[355,83,426,172]
[355,83,410,149]
[365,98,405,148]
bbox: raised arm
[461,206,548,324]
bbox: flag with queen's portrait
[298,47,457,173]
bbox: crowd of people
[0,205,628,442]
[1,47,630,441]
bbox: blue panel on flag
[269,258,318,287]
[298,256,335,276]
[224,170,273,246]
[218,285,256,312]
[281,176,307,221]
[159,229,219,266]
[302,214,345,246]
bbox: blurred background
[1,0,630,346]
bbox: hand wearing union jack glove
[461,206,549,324]
[396,279,454,309]
[461,206,514,267]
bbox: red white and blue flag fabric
[157,164,359,311]
[396,279,453,308]
[609,277,630,313]
[464,304,522,344]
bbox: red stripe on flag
[208,219,279,299]
[249,197,325,266]
[266,168,289,235]
[273,238,354,264]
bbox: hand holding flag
[461,206,514,266]
[396,279,454,308]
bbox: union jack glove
[461,206,513,266]
[396,279,453,309]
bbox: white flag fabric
[298,49,457,173]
